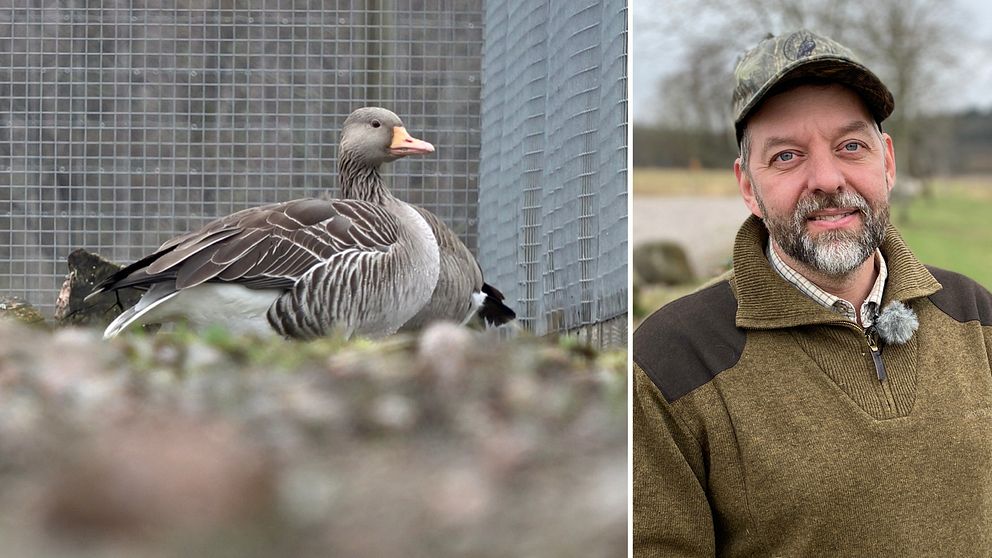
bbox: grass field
[893,179,992,288]
[633,167,738,197]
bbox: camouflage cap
[732,29,894,144]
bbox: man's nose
[805,151,845,194]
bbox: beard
[756,189,889,277]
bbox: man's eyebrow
[836,120,872,136]
[761,135,796,154]
[760,120,874,154]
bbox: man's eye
[774,152,795,163]
[843,142,861,152]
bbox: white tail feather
[103,286,181,339]
[104,283,283,339]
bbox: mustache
[793,191,872,223]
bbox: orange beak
[389,126,435,156]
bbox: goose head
[340,107,435,167]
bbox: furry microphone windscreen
[874,301,919,345]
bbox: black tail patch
[478,283,516,326]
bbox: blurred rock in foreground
[0,320,626,558]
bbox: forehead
[745,83,875,139]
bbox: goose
[87,108,439,340]
[334,109,515,330]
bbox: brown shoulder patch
[926,266,992,326]
[633,280,745,403]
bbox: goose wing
[90,198,399,296]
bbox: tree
[641,0,969,175]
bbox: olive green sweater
[633,216,992,557]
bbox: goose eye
[371,120,381,128]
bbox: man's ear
[735,158,763,218]
[881,132,896,193]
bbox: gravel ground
[632,196,751,279]
[0,320,626,558]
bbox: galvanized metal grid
[1,1,482,316]
[479,0,628,336]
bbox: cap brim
[735,57,894,143]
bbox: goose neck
[339,154,391,205]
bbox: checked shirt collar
[767,239,887,327]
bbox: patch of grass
[925,175,992,199]
[633,166,738,197]
[893,181,992,290]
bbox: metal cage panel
[479,0,628,336]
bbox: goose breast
[267,197,439,339]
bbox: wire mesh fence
[2,0,628,340]
[1,0,482,316]
[478,0,628,338]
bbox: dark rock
[54,249,142,327]
[632,241,695,286]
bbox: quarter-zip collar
[731,215,941,330]
[767,241,887,326]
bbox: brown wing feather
[155,202,282,252]
[94,198,401,295]
[143,228,243,275]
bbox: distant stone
[54,249,142,327]
[0,296,47,328]
[632,241,695,286]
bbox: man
[633,29,992,556]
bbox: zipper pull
[864,326,886,382]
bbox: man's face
[734,84,897,277]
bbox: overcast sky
[632,0,992,124]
